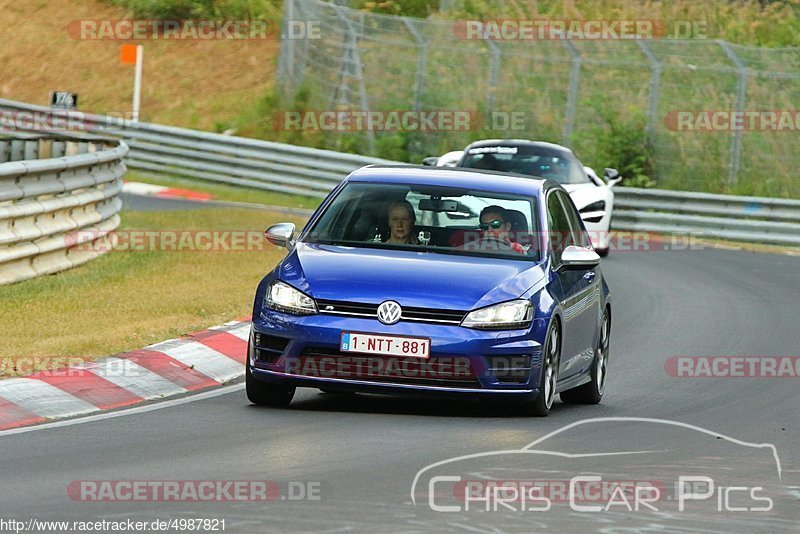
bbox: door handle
[583,271,596,282]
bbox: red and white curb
[123,181,213,202]
[0,319,250,430]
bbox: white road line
[85,358,186,399]
[0,378,98,419]
[0,384,243,437]
[149,340,243,382]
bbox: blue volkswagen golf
[247,166,611,416]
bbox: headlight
[579,200,606,213]
[461,300,533,330]
[265,281,317,315]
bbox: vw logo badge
[377,301,402,325]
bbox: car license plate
[340,332,430,358]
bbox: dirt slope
[0,0,279,130]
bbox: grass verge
[0,206,308,376]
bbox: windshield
[459,145,590,185]
[304,182,540,261]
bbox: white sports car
[424,140,621,256]
[421,150,465,168]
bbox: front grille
[253,333,290,363]
[291,347,481,388]
[316,299,466,325]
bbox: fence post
[483,38,501,119]
[332,5,375,152]
[292,0,310,88]
[718,40,747,187]
[402,17,427,111]
[331,5,358,108]
[637,40,661,143]
[561,39,581,145]
[277,0,295,96]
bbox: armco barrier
[613,187,800,246]
[0,131,127,285]
[1,98,799,246]
[0,99,395,199]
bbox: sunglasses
[479,219,505,230]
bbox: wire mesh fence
[277,0,800,197]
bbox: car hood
[562,182,612,210]
[278,243,545,311]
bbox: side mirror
[560,245,601,269]
[585,169,605,187]
[264,222,296,250]
[422,156,439,166]
[604,168,622,187]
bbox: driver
[479,206,525,254]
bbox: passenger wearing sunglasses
[478,206,526,254]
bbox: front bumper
[248,309,546,398]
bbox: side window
[546,191,574,264]
[557,191,591,248]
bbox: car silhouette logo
[377,301,402,325]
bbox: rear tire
[561,308,610,405]
[246,362,295,407]
[520,320,560,417]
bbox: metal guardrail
[613,187,800,246]
[0,99,396,199]
[1,98,799,247]
[0,131,127,285]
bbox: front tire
[520,320,560,417]
[246,362,295,407]
[561,308,610,405]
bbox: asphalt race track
[1,229,798,532]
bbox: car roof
[347,165,550,196]
[463,139,575,155]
